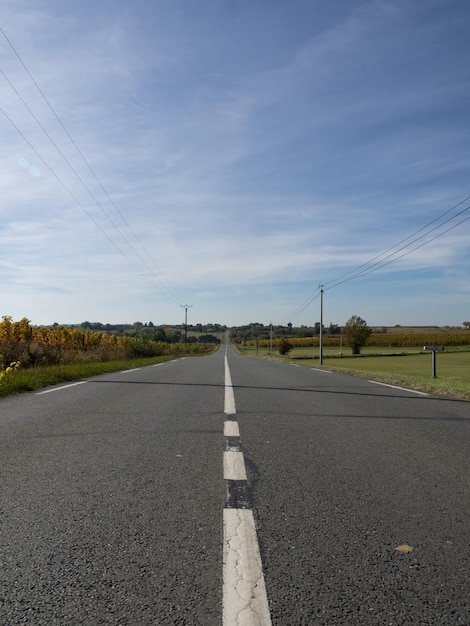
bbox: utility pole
[319,286,324,365]
[180,304,193,343]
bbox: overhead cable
[1,26,186,305]
[0,103,182,299]
[282,194,470,322]
[280,285,321,325]
[327,209,470,289]
[324,196,470,291]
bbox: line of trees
[230,322,341,344]
[80,321,225,344]
[233,317,470,356]
[80,321,226,332]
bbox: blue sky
[1,0,469,327]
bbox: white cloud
[0,0,469,326]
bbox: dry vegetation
[0,316,217,397]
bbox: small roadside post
[423,345,444,378]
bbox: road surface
[1,346,469,624]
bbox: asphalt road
[1,346,469,625]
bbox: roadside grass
[236,345,470,400]
[0,354,178,397]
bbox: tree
[198,334,221,344]
[343,315,371,355]
[463,321,470,329]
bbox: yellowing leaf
[395,544,414,553]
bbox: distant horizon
[17,318,469,330]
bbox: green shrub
[278,338,294,355]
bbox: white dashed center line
[224,354,236,415]
[224,449,247,481]
[223,350,272,625]
[223,509,272,625]
[224,420,240,437]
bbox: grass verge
[0,355,177,398]
[235,346,470,401]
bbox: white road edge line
[369,380,429,396]
[311,368,333,373]
[223,508,272,625]
[120,368,141,373]
[36,381,88,395]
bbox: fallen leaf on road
[395,544,414,553]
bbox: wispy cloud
[0,0,469,326]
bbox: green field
[237,345,470,400]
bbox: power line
[324,200,470,291]
[282,195,470,322]
[281,284,322,325]
[323,195,470,291]
[1,26,187,305]
[1,102,196,306]
[328,209,470,288]
[1,101,183,300]
[0,103,155,281]
[1,66,183,305]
